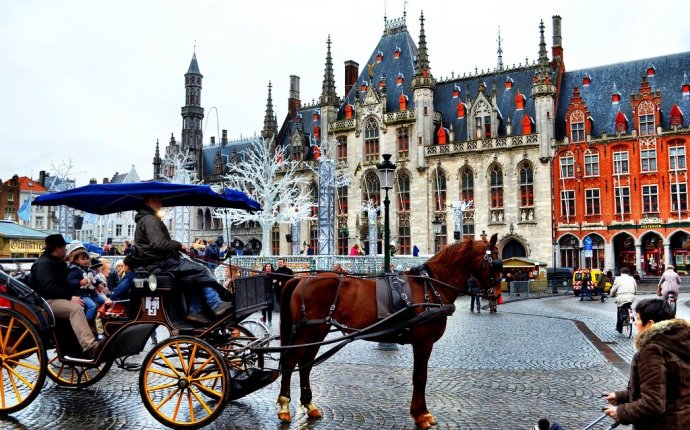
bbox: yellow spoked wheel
[0,308,46,414]
[139,336,229,429]
[46,349,112,388]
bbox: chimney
[39,170,46,186]
[344,60,359,96]
[221,129,228,146]
[552,15,563,64]
[288,75,301,117]
[210,136,216,145]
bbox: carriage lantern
[377,154,396,274]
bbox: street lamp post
[377,154,396,274]
[377,154,398,352]
[432,216,442,253]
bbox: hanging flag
[17,196,32,222]
[83,212,99,224]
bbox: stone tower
[411,11,436,170]
[181,52,205,175]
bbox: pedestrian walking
[596,271,608,302]
[467,274,481,313]
[580,270,594,301]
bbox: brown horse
[276,234,503,429]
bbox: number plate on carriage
[145,297,160,316]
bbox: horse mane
[424,238,483,285]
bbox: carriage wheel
[139,336,229,429]
[46,349,112,388]
[0,308,47,414]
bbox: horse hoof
[306,409,322,419]
[278,412,292,423]
[415,417,432,429]
[423,413,437,426]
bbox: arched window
[362,170,381,206]
[461,167,474,202]
[432,168,447,212]
[337,185,348,215]
[490,165,503,208]
[345,104,353,120]
[437,127,447,145]
[521,116,533,134]
[615,111,627,133]
[196,209,204,229]
[670,104,683,127]
[204,209,212,230]
[519,163,534,207]
[638,100,655,136]
[457,102,465,119]
[570,110,585,143]
[364,118,379,162]
[397,170,410,212]
[399,94,407,111]
[397,127,409,157]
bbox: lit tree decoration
[218,136,313,256]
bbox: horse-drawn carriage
[1,181,504,430]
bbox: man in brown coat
[603,298,690,429]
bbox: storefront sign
[9,239,43,254]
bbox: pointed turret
[262,81,278,140]
[496,26,504,71]
[531,19,557,162]
[187,52,201,75]
[412,11,436,170]
[319,36,338,107]
[414,11,432,80]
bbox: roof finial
[193,40,197,53]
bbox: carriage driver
[30,234,102,358]
[134,195,232,324]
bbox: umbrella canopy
[33,181,261,215]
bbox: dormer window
[582,74,591,87]
[611,93,621,104]
[437,127,447,145]
[452,86,460,98]
[505,77,513,90]
[422,68,428,78]
[615,111,628,133]
[396,73,404,86]
[646,65,656,77]
[638,100,656,136]
[378,78,385,88]
[376,51,383,63]
[345,104,354,120]
[295,113,302,123]
[670,104,683,127]
[399,94,408,111]
[682,84,690,95]
[313,125,320,140]
[457,102,466,119]
[394,47,401,59]
[361,81,368,92]
[515,92,525,110]
[478,82,486,92]
[312,113,319,121]
[521,116,533,134]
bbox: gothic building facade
[156,13,690,271]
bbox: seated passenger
[134,195,232,324]
[30,234,102,358]
[109,255,135,301]
[66,250,111,321]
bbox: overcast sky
[2,0,689,186]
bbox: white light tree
[217,136,313,256]
[158,148,199,245]
[49,159,77,239]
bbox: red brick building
[554,58,690,275]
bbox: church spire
[262,81,278,140]
[153,139,162,180]
[414,11,432,78]
[496,26,504,71]
[320,35,338,106]
[536,20,550,80]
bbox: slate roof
[434,66,539,141]
[200,137,259,177]
[187,53,201,75]
[338,27,418,117]
[556,52,690,139]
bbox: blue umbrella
[33,181,261,215]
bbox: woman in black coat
[262,263,276,324]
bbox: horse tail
[279,277,301,347]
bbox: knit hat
[66,240,86,257]
[44,234,67,248]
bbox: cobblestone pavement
[2,293,686,430]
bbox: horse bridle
[482,245,503,288]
